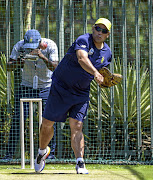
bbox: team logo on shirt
[101,56,104,63]
[81,45,86,48]
[88,48,94,55]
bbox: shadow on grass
[124,166,144,180]
[11,172,74,175]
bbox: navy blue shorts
[43,83,89,122]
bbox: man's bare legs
[39,117,85,158]
[69,117,84,158]
[69,117,88,174]
[35,117,88,173]
[39,117,55,149]
[35,117,54,172]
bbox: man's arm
[30,49,58,71]
[76,49,104,85]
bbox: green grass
[0,164,153,180]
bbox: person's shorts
[43,82,89,122]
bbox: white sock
[38,148,46,155]
[77,157,84,164]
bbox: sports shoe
[1,154,13,161]
[47,153,55,159]
[76,161,89,174]
[34,146,50,173]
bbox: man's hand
[7,58,25,71]
[30,49,45,60]
[94,71,104,86]
[30,49,58,71]
[17,57,25,68]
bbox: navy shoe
[47,153,55,159]
[1,154,13,161]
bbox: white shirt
[10,38,58,88]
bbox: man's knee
[41,117,54,128]
[69,118,83,132]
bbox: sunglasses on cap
[94,26,109,34]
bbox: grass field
[0,164,153,180]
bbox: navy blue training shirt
[52,33,112,96]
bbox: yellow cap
[95,18,111,31]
